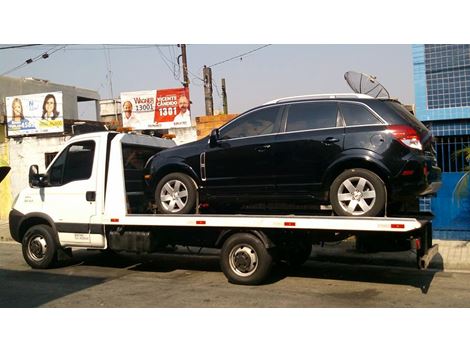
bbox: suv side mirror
[29,165,47,187]
[209,128,220,148]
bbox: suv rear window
[339,102,382,126]
[384,101,428,131]
[286,102,338,132]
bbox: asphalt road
[1,241,470,308]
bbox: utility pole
[203,65,214,116]
[222,78,228,114]
[179,44,190,89]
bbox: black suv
[145,94,441,217]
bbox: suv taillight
[387,125,422,150]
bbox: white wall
[8,136,70,199]
[169,126,197,145]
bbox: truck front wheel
[22,224,58,269]
[220,233,273,285]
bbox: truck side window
[47,141,95,186]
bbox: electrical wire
[0,44,43,50]
[63,44,173,51]
[207,44,272,68]
[1,44,67,76]
[103,45,114,99]
[155,45,181,82]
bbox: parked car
[145,93,442,217]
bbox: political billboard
[120,88,191,130]
[6,92,64,137]
[155,88,191,128]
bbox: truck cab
[9,132,175,255]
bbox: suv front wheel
[155,172,197,214]
[330,168,386,217]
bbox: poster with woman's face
[5,91,64,137]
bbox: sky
[0,44,414,119]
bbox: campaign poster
[154,87,191,129]
[120,90,157,130]
[6,92,64,137]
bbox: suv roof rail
[263,93,374,105]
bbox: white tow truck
[9,131,438,285]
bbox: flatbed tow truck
[9,132,438,285]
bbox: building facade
[413,44,470,239]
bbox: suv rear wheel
[155,172,197,214]
[330,168,386,217]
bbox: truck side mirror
[209,128,220,148]
[29,165,46,187]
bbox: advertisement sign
[155,88,191,129]
[6,92,64,137]
[120,88,191,130]
[120,90,157,130]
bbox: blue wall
[431,172,470,240]
[413,44,470,240]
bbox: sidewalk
[1,219,469,271]
[0,220,10,242]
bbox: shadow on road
[269,260,439,294]
[69,248,439,293]
[0,268,106,308]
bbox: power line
[0,44,43,51]
[103,45,114,99]
[155,45,181,81]
[64,44,173,51]
[207,44,272,68]
[1,45,67,76]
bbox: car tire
[155,172,197,214]
[22,224,58,269]
[330,168,386,217]
[220,233,273,285]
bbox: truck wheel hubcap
[229,244,258,277]
[160,180,189,213]
[28,235,47,261]
[337,176,376,215]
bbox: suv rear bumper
[390,161,442,199]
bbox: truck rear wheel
[220,233,273,285]
[22,224,58,269]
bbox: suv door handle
[255,144,271,152]
[322,137,339,145]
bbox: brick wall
[196,114,238,140]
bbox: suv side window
[286,102,338,132]
[339,102,382,126]
[219,106,281,140]
[47,141,95,186]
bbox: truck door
[41,138,100,245]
